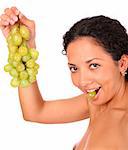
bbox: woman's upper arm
[37,94,89,124]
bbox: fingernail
[13,16,18,21]
[4,21,9,26]
[10,20,15,25]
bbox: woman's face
[67,37,123,105]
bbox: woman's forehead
[67,37,111,60]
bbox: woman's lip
[93,87,101,100]
[83,87,101,94]
[86,87,101,101]
[83,91,87,94]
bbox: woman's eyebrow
[68,63,76,66]
[68,58,103,66]
[85,58,103,63]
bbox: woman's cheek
[71,74,80,88]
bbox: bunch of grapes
[4,23,39,88]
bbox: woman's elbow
[22,113,39,123]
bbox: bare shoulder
[92,109,128,148]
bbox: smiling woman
[1,7,128,150]
[65,36,125,106]
[63,15,128,149]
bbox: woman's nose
[78,70,92,87]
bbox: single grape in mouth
[87,87,101,100]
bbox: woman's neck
[107,80,128,111]
[88,80,128,122]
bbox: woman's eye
[89,63,100,69]
[69,67,77,73]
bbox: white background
[0,0,128,150]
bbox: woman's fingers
[11,6,20,16]
[4,7,18,25]
[19,12,34,27]
[2,7,34,28]
[0,24,10,38]
[0,7,20,38]
[0,6,35,40]
[0,14,10,22]
[0,19,9,26]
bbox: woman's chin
[91,88,108,105]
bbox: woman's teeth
[86,87,101,100]
[87,87,101,93]
[87,89,96,93]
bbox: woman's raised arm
[0,6,89,124]
[19,81,89,124]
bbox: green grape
[9,53,14,59]
[27,67,38,76]
[14,53,22,62]
[4,64,13,72]
[22,53,31,62]
[20,79,30,88]
[12,61,19,67]
[12,32,22,46]
[26,68,35,76]
[29,75,36,83]
[87,91,96,100]
[8,44,18,53]
[8,53,14,64]
[6,34,13,44]
[20,25,30,40]
[26,59,35,68]
[29,48,39,60]
[16,63,25,72]
[34,69,38,75]
[10,78,20,87]
[18,45,28,56]
[20,70,28,80]
[9,68,18,77]
[34,63,39,70]
[10,23,19,35]
[8,58,13,64]
[21,39,28,47]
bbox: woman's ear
[118,54,128,76]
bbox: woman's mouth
[95,87,101,94]
[86,87,101,100]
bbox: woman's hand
[0,6,36,48]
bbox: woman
[0,7,128,149]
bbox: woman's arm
[0,6,89,124]
[18,81,89,124]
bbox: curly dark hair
[62,15,128,80]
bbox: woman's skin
[67,37,128,149]
[1,6,128,149]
